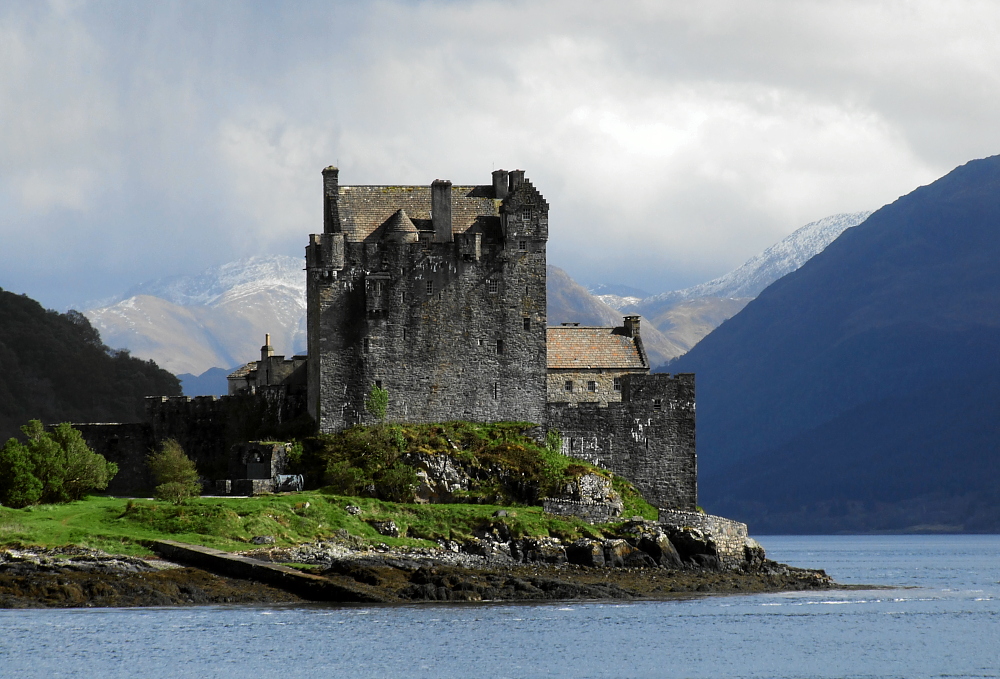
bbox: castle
[77,168,698,511]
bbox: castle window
[613,376,622,392]
[653,399,662,411]
[564,380,573,392]
[478,339,484,347]
[487,279,499,294]
[402,328,408,341]
[426,280,434,295]
[523,318,531,331]
[374,380,382,389]
[496,339,504,355]
[363,338,370,353]
[519,240,527,251]
[521,208,531,221]
[493,382,499,399]
[587,381,597,392]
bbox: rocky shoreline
[1,519,838,608]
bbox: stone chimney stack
[623,316,641,338]
[262,333,274,360]
[492,170,509,200]
[431,179,453,243]
[508,169,525,192]
[322,166,341,234]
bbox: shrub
[0,420,117,508]
[365,384,389,422]
[147,439,200,504]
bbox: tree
[0,420,117,508]
[147,439,200,504]
[365,384,389,422]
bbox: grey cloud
[0,0,996,308]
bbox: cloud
[0,0,997,307]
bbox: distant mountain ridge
[85,256,306,377]
[85,214,869,384]
[591,212,873,361]
[0,289,181,442]
[119,256,305,307]
[671,155,1000,533]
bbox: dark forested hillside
[0,288,181,442]
[670,155,1000,533]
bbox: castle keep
[305,168,548,431]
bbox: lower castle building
[73,167,697,511]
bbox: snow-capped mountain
[84,212,871,382]
[85,256,306,377]
[644,211,873,306]
[592,212,873,360]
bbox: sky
[2,0,999,310]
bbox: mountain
[546,266,683,367]
[670,156,1000,533]
[85,256,306,377]
[0,289,181,442]
[594,212,872,359]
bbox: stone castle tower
[305,168,549,432]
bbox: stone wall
[658,509,749,569]
[71,423,156,495]
[546,368,647,405]
[542,498,624,524]
[546,373,697,510]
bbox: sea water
[1,535,998,679]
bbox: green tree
[0,438,43,508]
[0,420,117,508]
[365,384,389,422]
[147,439,201,504]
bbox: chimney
[322,166,340,233]
[508,169,525,192]
[262,333,274,360]
[623,316,641,338]
[492,170,509,200]
[431,179,453,243]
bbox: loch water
[2,535,998,679]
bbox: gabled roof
[546,327,647,370]
[338,185,500,242]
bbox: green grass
[0,491,622,557]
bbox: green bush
[0,420,117,508]
[365,384,389,422]
[147,439,200,504]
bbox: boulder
[602,539,640,568]
[565,539,606,567]
[638,533,683,568]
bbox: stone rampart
[71,423,156,495]
[545,373,697,510]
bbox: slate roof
[546,327,647,370]
[227,362,257,380]
[338,185,501,242]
